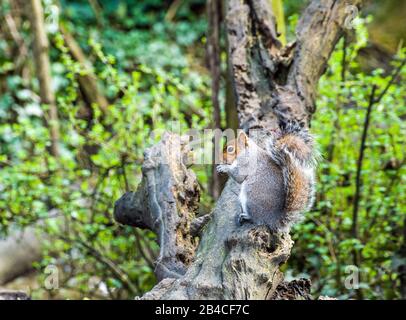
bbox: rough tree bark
[114,0,363,299]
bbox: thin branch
[134,229,156,269]
[207,0,223,200]
[3,11,28,70]
[165,0,183,22]
[28,0,60,157]
[59,235,139,295]
[352,85,377,240]
[88,0,105,27]
[121,158,130,192]
[351,84,377,300]
[59,23,109,114]
[353,58,405,238]
[374,58,406,104]
[366,158,405,232]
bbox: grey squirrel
[217,121,318,232]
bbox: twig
[59,235,139,295]
[366,158,405,232]
[340,35,348,83]
[373,58,406,105]
[351,84,377,299]
[121,158,130,192]
[352,85,377,244]
[352,85,376,233]
[4,11,28,70]
[134,229,156,269]
[165,0,183,22]
[88,0,105,28]
[59,23,109,114]
[352,58,405,241]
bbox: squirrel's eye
[226,146,235,154]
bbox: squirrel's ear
[237,131,248,148]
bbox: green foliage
[0,0,210,299]
[289,18,406,299]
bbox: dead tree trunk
[114,0,363,299]
[28,0,60,157]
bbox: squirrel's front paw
[216,164,229,174]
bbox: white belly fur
[239,181,248,215]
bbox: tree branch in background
[59,235,139,295]
[352,84,377,241]
[88,0,105,28]
[165,0,184,22]
[399,217,406,299]
[351,58,405,299]
[373,58,406,104]
[3,9,28,71]
[207,0,223,200]
[28,0,61,157]
[351,84,376,299]
[60,24,109,115]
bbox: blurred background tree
[0,0,404,299]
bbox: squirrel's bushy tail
[267,119,318,230]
